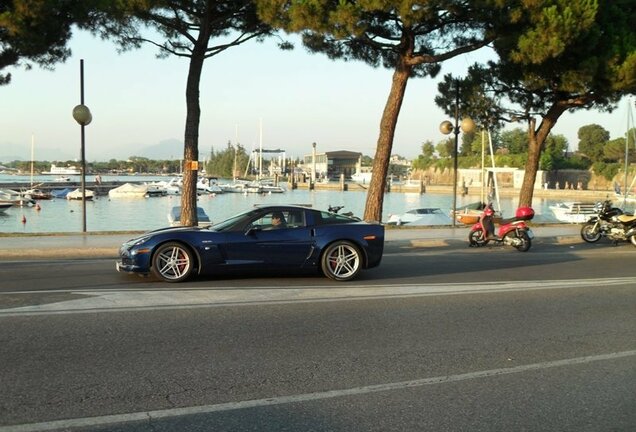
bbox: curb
[0,235,584,261]
[0,248,120,260]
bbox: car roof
[252,204,315,212]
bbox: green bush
[592,162,620,181]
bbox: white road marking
[1,350,634,432]
[0,277,634,317]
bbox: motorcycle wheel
[513,231,531,252]
[580,223,602,243]
[468,229,489,247]
[630,235,636,247]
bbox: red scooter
[468,205,535,252]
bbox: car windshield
[210,208,260,232]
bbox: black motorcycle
[580,200,636,246]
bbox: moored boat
[42,164,81,175]
[0,188,35,207]
[22,188,53,200]
[0,202,13,213]
[549,202,597,223]
[66,188,94,201]
[108,183,148,198]
[168,206,211,227]
[386,208,452,226]
[450,201,500,225]
[51,188,73,199]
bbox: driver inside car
[269,211,287,229]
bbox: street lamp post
[440,81,475,227]
[311,142,317,187]
[72,59,92,232]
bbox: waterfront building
[301,150,362,181]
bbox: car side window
[253,210,306,230]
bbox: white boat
[549,202,597,223]
[66,188,94,201]
[146,179,179,195]
[351,171,372,184]
[145,183,169,197]
[0,188,35,207]
[387,208,453,226]
[54,176,72,182]
[258,179,286,193]
[615,192,636,203]
[218,180,262,194]
[614,180,636,203]
[42,164,81,175]
[108,183,148,198]
[197,177,223,194]
[260,184,286,194]
[0,202,13,213]
[168,206,211,227]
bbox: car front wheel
[321,241,362,281]
[151,242,194,282]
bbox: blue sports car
[116,205,384,282]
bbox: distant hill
[0,147,76,163]
[0,138,185,163]
[131,138,184,160]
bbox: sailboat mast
[259,118,263,179]
[624,99,635,205]
[30,134,34,187]
[233,125,239,180]
[480,130,485,204]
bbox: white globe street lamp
[72,60,92,232]
[440,81,476,226]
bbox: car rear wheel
[321,241,362,281]
[151,242,194,282]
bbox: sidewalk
[0,224,583,260]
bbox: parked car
[116,205,384,282]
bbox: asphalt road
[0,241,635,431]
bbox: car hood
[146,226,207,236]
[124,226,205,243]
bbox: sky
[0,29,633,163]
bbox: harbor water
[0,174,603,234]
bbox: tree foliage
[577,124,610,160]
[0,0,114,85]
[257,0,497,222]
[95,0,275,226]
[412,140,436,170]
[206,142,250,178]
[499,128,528,154]
[438,0,636,206]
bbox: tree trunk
[518,103,568,207]
[363,63,411,222]
[180,47,206,226]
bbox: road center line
[2,350,634,432]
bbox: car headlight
[126,236,151,249]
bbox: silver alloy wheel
[321,241,361,281]
[152,242,193,282]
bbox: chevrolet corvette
[116,205,384,282]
